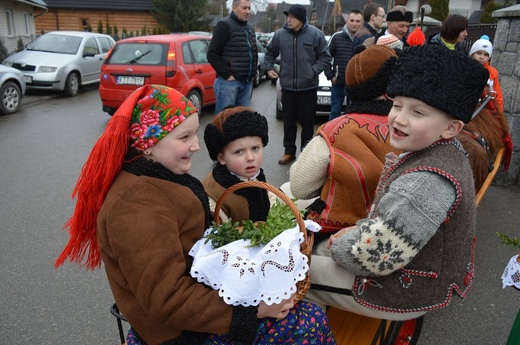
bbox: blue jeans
[329,83,349,121]
[213,76,253,114]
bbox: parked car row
[3,31,115,98]
[1,31,280,117]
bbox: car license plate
[317,96,331,105]
[116,76,145,85]
[24,75,32,83]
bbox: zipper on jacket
[245,28,253,81]
[292,36,297,91]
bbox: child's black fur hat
[204,106,269,160]
[386,44,489,124]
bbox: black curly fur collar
[344,99,393,116]
[212,163,270,222]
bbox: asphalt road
[0,81,518,344]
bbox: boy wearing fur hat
[470,35,504,112]
[288,45,399,242]
[203,106,277,223]
[305,45,489,320]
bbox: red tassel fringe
[54,86,147,270]
[407,28,426,46]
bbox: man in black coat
[208,0,258,114]
[325,10,363,121]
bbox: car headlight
[3,62,13,67]
[39,66,58,73]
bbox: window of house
[6,10,15,36]
[23,12,31,36]
[81,18,89,31]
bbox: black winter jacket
[324,26,355,84]
[264,21,331,91]
[208,12,258,82]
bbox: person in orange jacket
[469,35,504,113]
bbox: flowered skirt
[126,301,336,344]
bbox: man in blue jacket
[265,4,331,165]
[208,0,258,114]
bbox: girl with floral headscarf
[55,85,335,345]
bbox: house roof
[41,0,153,11]
[17,0,48,9]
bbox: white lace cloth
[189,220,321,306]
[501,254,520,289]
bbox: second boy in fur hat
[305,44,489,320]
[202,106,277,223]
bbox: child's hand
[327,226,358,249]
[257,293,296,319]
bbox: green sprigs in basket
[205,199,304,249]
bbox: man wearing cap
[265,4,331,165]
[208,0,258,114]
[375,5,413,45]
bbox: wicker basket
[214,180,314,303]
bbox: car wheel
[0,81,22,115]
[187,89,202,111]
[64,72,80,97]
[253,67,260,88]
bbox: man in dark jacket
[208,0,258,114]
[352,3,385,51]
[265,4,331,165]
[325,9,363,121]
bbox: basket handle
[213,181,308,242]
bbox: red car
[99,34,216,115]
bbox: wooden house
[34,0,164,39]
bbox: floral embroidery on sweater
[351,217,416,276]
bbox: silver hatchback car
[3,31,115,96]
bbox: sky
[226,0,312,13]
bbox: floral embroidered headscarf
[55,85,197,269]
[129,85,196,152]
